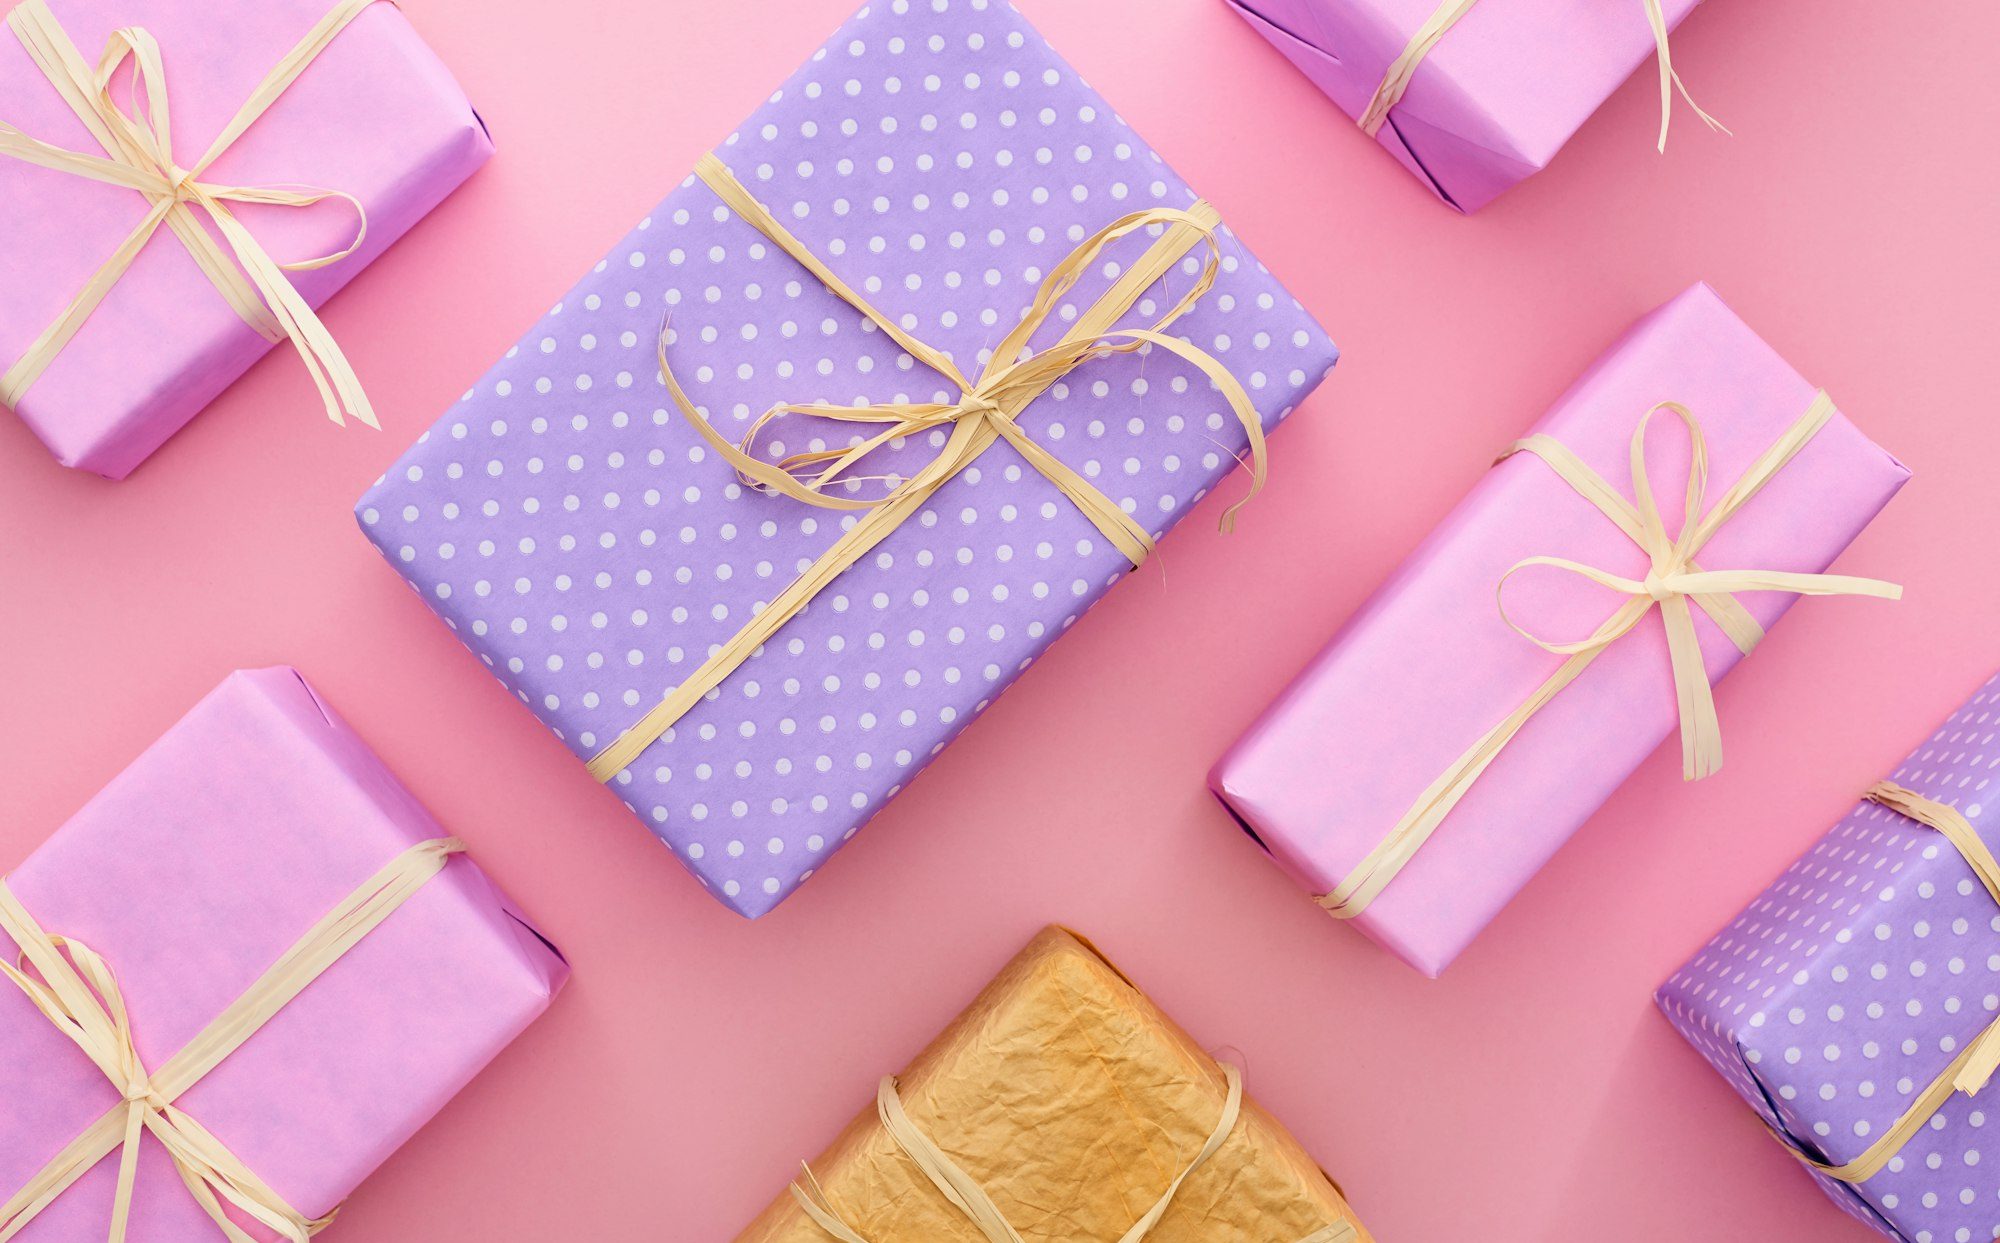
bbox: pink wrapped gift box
[0,0,492,478]
[1225,0,1704,212]
[1210,284,1908,976]
[0,668,566,1241]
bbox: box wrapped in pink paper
[0,0,492,478]
[1225,0,1716,212]
[0,668,566,1241]
[1210,284,1908,976]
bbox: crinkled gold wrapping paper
[736,927,1371,1242]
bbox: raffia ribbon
[0,0,381,427]
[789,1066,1358,1243]
[1356,0,1726,153]
[584,155,1268,782]
[0,837,464,1243]
[1319,394,1902,919]
[1775,782,2000,1184]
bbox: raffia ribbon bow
[789,1066,1357,1243]
[584,155,1270,782]
[1320,394,1902,919]
[1782,783,2000,1184]
[1357,0,1726,153]
[0,838,464,1243]
[0,0,382,426]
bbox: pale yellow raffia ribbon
[584,155,1268,782]
[788,1066,1358,1243]
[0,0,381,427]
[1318,393,1902,919]
[1356,0,1727,153]
[0,837,465,1243]
[1776,782,2000,1184]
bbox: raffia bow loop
[583,154,1272,782]
[0,0,384,428]
[1496,398,1900,782]
[664,174,1263,553]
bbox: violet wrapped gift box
[1210,284,1907,976]
[0,0,492,478]
[1225,0,1703,212]
[0,669,566,1242]
[356,0,1338,918]
[1659,674,2000,1243]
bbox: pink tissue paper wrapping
[0,668,567,1241]
[1224,0,1703,212]
[0,0,493,478]
[1209,284,1909,976]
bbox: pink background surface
[0,0,1994,1239]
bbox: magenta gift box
[1211,284,1908,976]
[1225,0,1703,212]
[0,0,492,478]
[0,668,566,1241]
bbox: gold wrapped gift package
[736,928,1369,1243]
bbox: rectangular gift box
[1658,673,2000,1243]
[734,926,1370,1242]
[0,668,566,1242]
[1225,0,1703,212]
[1210,283,1908,976]
[0,0,493,478]
[356,0,1339,919]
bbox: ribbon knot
[583,153,1272,782]
[953,393,1005,423]
[0,0,385,429]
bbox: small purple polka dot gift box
[355,0,1338,918]
[1658,673,2000,1242]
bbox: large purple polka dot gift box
[1659,673,2000,1243]
[355,0,1338,918]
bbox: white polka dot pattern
[354,0,1339,918]
[1658,673,2000,1242]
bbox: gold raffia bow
[1319,394,1902,919]
[0,837,464,1243]
[584,154,1268,782]
[1356,0,1727,154]
[1779,782,2000,1184]
[789,1066,1358,1243]
[0,0,381,427]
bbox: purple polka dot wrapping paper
[354,0,1339,918]
[1659,673,2000,1242]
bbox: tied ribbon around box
[1357,0,1727,152]
[0,837,465,1243]
[789,1065,1358,1243]
[583,154,1269,782]
[0,0,383,428]
[1319,393,1903,920]
[1777,783,2000,1184]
